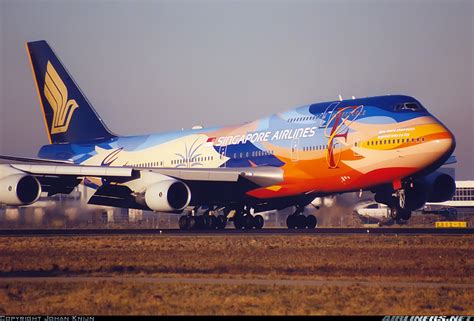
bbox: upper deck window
[394,102,423,112]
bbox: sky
[0,0,473,178]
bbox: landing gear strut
[286,205,317,229]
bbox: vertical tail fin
[26,40,115,144]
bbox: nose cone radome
[439,126,456,156]
[431,123,456,167]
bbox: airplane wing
[9,163,282,185]
[0,156,283,211]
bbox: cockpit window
[394,102,423,112]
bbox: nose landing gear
[388,189,412,221]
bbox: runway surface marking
[1,276,473,289]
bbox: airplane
[0,40,457,230]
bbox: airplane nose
[447,130,456,153]
[441,127,456,155]
[433,125,456,161]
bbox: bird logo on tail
[43,61,79,134]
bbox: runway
[0,227,472,236]
[1,228,472,314]
[1,276,473,289]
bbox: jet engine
[421,171,456,202]
[374,171,455,211]
[0,172,42,206]
[136,179,191,212]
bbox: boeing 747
[0,40,457,230]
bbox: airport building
[426,180,474,215]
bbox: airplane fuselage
[37,95,455,201]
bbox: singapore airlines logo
[43,61,79,134]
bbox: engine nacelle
[137,179,191,212]
[0,174,42,206]
[374,171,456,211]
[421,171,456,202]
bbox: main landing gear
[233,206,264,230]
[286,205,317,229]
[178,205,265,231]
[178,207,228,231]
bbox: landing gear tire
[200,212,210,229]
[202,215,215,230]
[296,215,306,229]
[195,215,204,229]
[209,215,218,229]
[389,207,399,220]
[286,215,297,229]
[178,216,188,230]
[216,215,227,230]
[306,215,317,229]
[254,215,264,230]
[188,216,196,230]
[234,216,245,230]
[389,206,412,221]
[243,214,255,230]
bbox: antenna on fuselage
[338,94,343,101]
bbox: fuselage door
[219,145,227,168]
[353,138,362,157]
[291,138,299,162]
